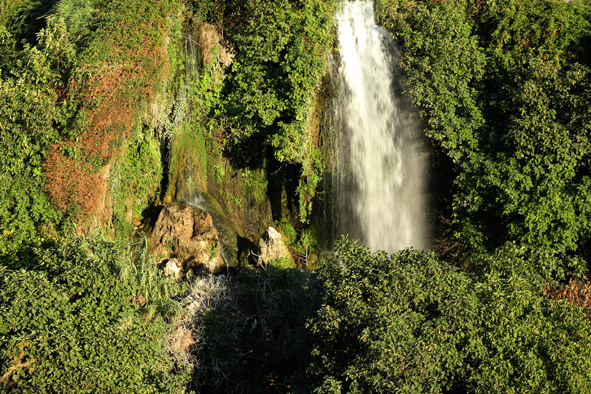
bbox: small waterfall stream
[328,0,430,253]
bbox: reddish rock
[151,202,222,276]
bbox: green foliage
[1,0,183,251]
[466,247,591,393]
[240,168,268,204]
[297,139,323,222]
[110,129,163,236]
[281,220,322,259]
[0,16,81,257]
[379,0,591,260]
[0,0,59,71]
[185,0,336,221]
[308,238,591,393]
[221,0,336,164]
[379,0,486,161]
[309,238,475,393]
[0,234,190,393]
[0,76,61,256]
[479,61,591,251]
[0,5,194,389]
[50,0,98,40]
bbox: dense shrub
[0,234,190,393]
[307,238,591,393]
[379,0,591,263]
[0,17,75,257]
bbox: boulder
[162,259,181,279]
[151,202,222,276]
[257,226,290,266]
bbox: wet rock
[150,202,222,275]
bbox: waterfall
[327,0,430,253]
[184,20,200,83]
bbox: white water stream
[328,0,430,253]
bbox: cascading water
[327,0,430,253]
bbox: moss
[268,256,296,271]
[108,123,164,237]
[166,121,209,203]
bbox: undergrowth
[189,267,319,393]
[0,232,191,393]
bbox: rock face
[257,227,290,266]
[151,202,222,276]
[199,23,234,67]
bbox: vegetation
[0,0,180,249]
[1,1,189,392]
[379,0,591,263]
[308,238,591,393]
[0,233,190,392]
[2,0,591,392]
[186,0,338,222]
[190,268,316,393]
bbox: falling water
[328,0,430,253]
[184,20,200,83]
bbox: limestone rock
[199,23,234,68]
[257,226,290,266]
[151,202,222,275]
[163,259,181,279]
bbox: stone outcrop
[199,23,234,68]
[162,259,181,279]
[257,226,290,266]
[151,202,222,276]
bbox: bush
[307,238,591,393]
[378,0,591,261]
[0,16,77,257]
[0,234,190,393]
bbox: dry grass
[42,23,171,227]
[183,276,235,323]
[167,323,198,367]
[545,275,591,319]
[168,276,235,373]
[181,269,312,393]
[199,23,234,68]
[0,342,36,388]
[43,149,109,221]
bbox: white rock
[163,259,181,279]
[258,227,290,265]
[267,226,282,241]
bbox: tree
[378,0,591,262]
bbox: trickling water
[328,0,430,253]
[190,193,238,268]
[184,21,200,83]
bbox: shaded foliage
[187,0,337,221]
[193,268,319,393]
